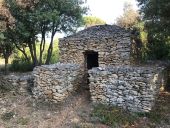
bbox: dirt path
[0,89,109,128]
[48,89,92,128]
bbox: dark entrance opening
[85,51,99,70]
[84,51,99,90]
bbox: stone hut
[33,25,165,112]
[59,25,131,70]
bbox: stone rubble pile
[88,66,164,112]
[32,63,83,102]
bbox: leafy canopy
[116,2,140,29]
[137,0,170,39]
[4,0,87,66]
[83,16,106,28]
[137,0,170,60]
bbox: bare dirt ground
[0,85,170,128]
[0,89,109,128]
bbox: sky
[56,0,139,38]
[86,0,138,24]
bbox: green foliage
[92,99,170,127]
[137,112,163,124]
[4,0,87,66]
[9,39,59,72]
[0,80,12,93]
[42,39,60,64]
[83,16,106,27]
[116,2,149,62]
[9,57,33,72]
[92,104,138,127]
[132,20,170,61]
[147,39,170,60]
[1,111,15,121]
[0,32,5,55]
[137,0,170,60]
[44,47,59,64]
[132,22,149,62]
[0,32,5,41]
[14,40,59,63]
[0,31,14,74]
[17,117,30,125]
[137,0,170,38]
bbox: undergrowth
[92,104,138,127]
[92,100,170,128]
[1,111,15,121]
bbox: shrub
[92,104,138,127]
[17,117,30,125]
[0,85,11,93]
[92,103,170,127]
[1,111,15,121]
[43,41,60,64]
[9,57,33,72]
[43,49,59,64]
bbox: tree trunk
[22,47,30,61]
[45,32,55,65]
[4,56,9,75]
[32,39,38,67]
[39,33,46,65]
[14,43,29,62]
[28,42,38,68]
[28,43,34,66]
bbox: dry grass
[0,88,109,128]
[0,84,170,128]
[92,92,170,128]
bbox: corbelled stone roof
[63,24,130,40]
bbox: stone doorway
[84,51,99,70]
[84,51,99,90]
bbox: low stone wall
[0,73,33,93]
[32,63,83,102]
[88,66,165,112]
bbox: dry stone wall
[59,25,131,68]
[32,63,84,102]
[59,37,131,67]
[88,66,164,112]
[0,73,33,93]
[31,25,166,112]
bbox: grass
[0,39,59,72]
[0,81,12,93]
[1,111,15,121]
[91,104,138,127]
[147,92,170,124]
[9,58,33,72]
[73,123,95,128]
[92,92,170,127]
[17,117,30,125]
